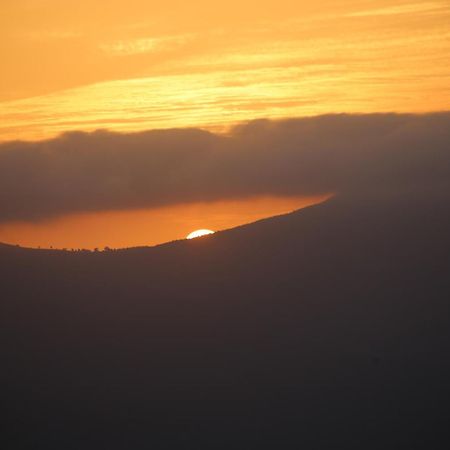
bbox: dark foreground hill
[1,193,450,449]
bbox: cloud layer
[0,112,449,222]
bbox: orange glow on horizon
[0,195,330,250]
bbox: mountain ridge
[1,192,449,449]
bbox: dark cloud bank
[0,112,449,222]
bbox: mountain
[1,193,450,449]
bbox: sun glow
[186,229,215,239]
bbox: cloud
[344,2,445,18]
[0,112,449,222]
[100,34,194,56]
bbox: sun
[186,229,215,239]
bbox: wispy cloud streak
[100,34,194,56]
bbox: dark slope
[1,194,450,449]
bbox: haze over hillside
[2,192,449,449]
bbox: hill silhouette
[1,193,450,449]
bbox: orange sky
[0,195,329,250]
[1,0,449,141]
[0,0,448,248]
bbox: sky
[0,0,449,248]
